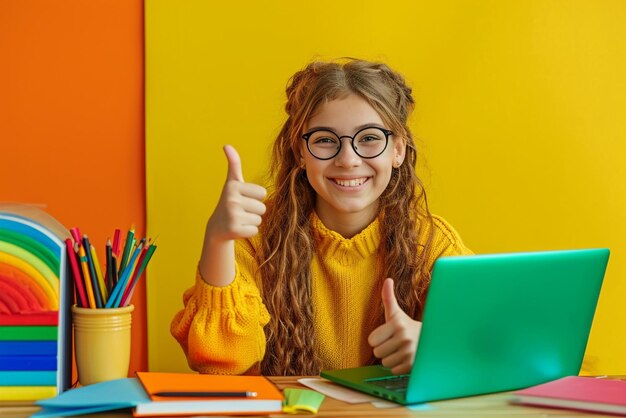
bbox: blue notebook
[34,377,150,418]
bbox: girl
[171,58,472,376]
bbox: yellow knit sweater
[170,212,472,375]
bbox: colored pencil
[120,243,148,306]
[121,243,157,307]
[65,238,87,308]
[112,228,121,257]
[82,235,103,308]
[105,240,113,294]
[121,241,143,294]
[107,241,142,308]
[90,244,108,303]
[118,226,135,275]
[111,253,119,288]
[69,228,82,244]
[77,243,96,309]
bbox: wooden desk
[0,376,609,418]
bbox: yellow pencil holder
[72,304,134,386]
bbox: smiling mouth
[331,177,369,187]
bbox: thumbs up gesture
[368,278,422,375]
[206,145,268,241]
[198,145,267,286]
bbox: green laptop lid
[406,248,609,404]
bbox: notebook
[321,248,610,405]
[511,375,626,415]
[134,372,284,416]
[34,378,150,418]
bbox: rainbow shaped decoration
[0,204,71,400]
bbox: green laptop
[320,248,610,405]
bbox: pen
[154,391,258,398]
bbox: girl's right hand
[207,145,267,242]
[199,145,266,286]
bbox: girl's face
[302,93,406,236]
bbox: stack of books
[0,204,72,400]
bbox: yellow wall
[146,1,626,374]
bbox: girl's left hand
[367,278,422,375]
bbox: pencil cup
[72,304,134,386]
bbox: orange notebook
[134,372,284,416]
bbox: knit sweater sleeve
[170,238,270,375]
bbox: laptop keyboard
[366,375,410,393]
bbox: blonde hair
[259,58,434,375]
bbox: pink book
[511,376,626,415]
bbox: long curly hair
[259,58,435,375]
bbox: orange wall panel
[0,0,147,376]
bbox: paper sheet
[298,378,398,408]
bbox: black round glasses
[301,126,393,160]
